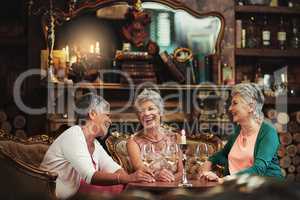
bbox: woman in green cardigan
[199,83,283,182]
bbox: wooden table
[125,179,219,194]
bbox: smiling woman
[127,89,183,182]
[198,83,283,181]
[40,93,155,199]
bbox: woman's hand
[129,169,155,183]
[156,168,175,182]
[198,171,220,182]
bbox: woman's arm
[126,137,145,171]
[91,168,155,185]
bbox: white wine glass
[194,143,209,166]
[141,143,155,167]
[164,142,179,172]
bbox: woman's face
[89,110,112,138]
[137,100,161,129]
[229,94,253,123]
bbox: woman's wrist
[118,172,131,184]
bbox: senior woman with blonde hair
[127,89,183,182]
[200,83,283,182]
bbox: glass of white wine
[164,143,179,172]
[194,143,209,166]
[141,143,155,167]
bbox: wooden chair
[105,125,224,177]
[186,133,224,178]
[105,124,180,173]
[0,129,58,200]
[105,131,134,173]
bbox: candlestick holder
[178,143,192,187]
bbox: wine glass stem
[182,153,188,184]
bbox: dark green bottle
[290,19,300,49]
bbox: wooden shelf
[235,5,300,15]
[235,48,300,57]
[265,96,300,105]
[48,82,232,91]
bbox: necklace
[142,134,165,143]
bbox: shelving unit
[55,82,230,91]
[234,5,300,110]
[265,96,300,105]
[235,5,300,14]
[235,5,300,181]
[235,48,300,57]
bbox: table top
[125,179,219,193]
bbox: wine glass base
[178,182,193,187]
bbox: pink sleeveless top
[228,132,259,174]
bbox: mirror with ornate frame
[42,0,225,84]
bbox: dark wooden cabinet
[234,4,300,108]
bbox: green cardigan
[209,120,283,179]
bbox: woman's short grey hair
[134,89,164,115]
[231,83,265,121]
[75,93,110,120]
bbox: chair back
[186,133,224,177]
[0,129,58,200]
[105,124,223,176]
[105,131,134,173]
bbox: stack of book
[115,50,157,84]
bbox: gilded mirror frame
[45,0,225,55]
[42,0,225,84]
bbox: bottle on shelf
[290,18,300,49]
[246,16,259,48]
[270,0,278,7]
[242,28,246,48]
[222,63,234,85]
[277,16,287,50]
[236,19,242,48]
[255,64,264,87]
[241,75,250,83]
[261,15,271,48]
[236,0,244,5]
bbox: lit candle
[90,44,94,54]
[281,73,285,83]
[95,41,100,54]
[65,45,69,62]
[180,129,186,144]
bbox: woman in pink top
[199,83,282,181]
[127,89,183,182]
